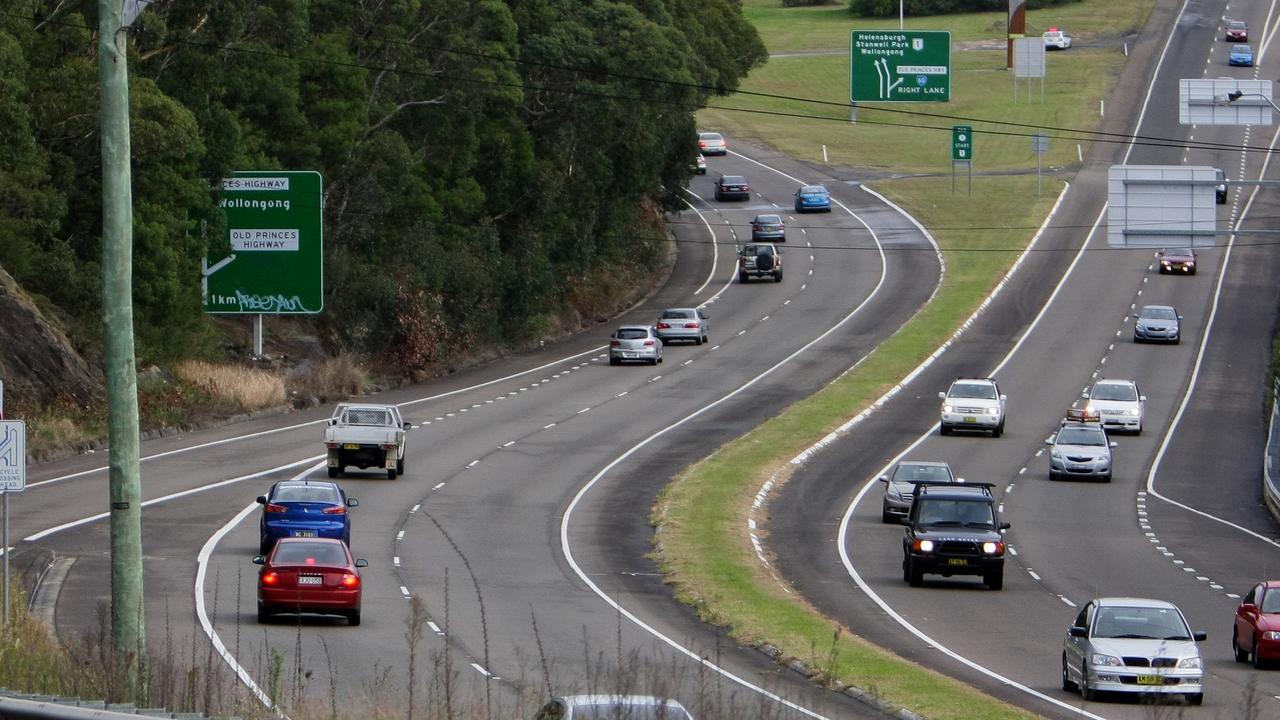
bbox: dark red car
[1157,247,1197,275]
[255,538,367,625]
[1225,20,1248,41]
[1233,580,1280,667]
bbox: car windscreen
[894,464,953,483]
[801,186,826,194]
[1091,384,1137,401]
[1234,44,1251,52]
[700,133,722,141]
[660,310,694,319]
[1262,589,1280,613]
[1092,606,1190,640]
[1056,428,1106,446]
[722,176,745,184]
[950,383,996,399]
[273,542,347,564]
[1141,307,1177,320]
[616,328,649,340]
[915,499,994,528]
[1165,248,1193,256]
[755,215,781,224]
[274,486,341,504]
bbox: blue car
[1229,44,1254,66]
[794,184,832,212]
[257,480,357,554]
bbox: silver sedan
[655,307,709,345]
[878,461,956,523]
[1063,597,1205,705]
[609,325,663,366]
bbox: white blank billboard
[1107,165,1218,248]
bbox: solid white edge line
[561,159,898,719]
[194,461,325,712]
[835,197,1109,720]
[1144,118,1280,549]
[678,194,723,297]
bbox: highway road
[13,144,942,717]
[769,0,1280,718]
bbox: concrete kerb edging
[741,181,1070,716]
[1265,378,1280,522]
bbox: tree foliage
[0,0,766,370]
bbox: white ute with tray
[324,403,409,479]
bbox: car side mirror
[328,418,338,426]
[402,422,411,430]
[347,498,359,507]
[1178,315,1184,320]
[1109,441,1118,448]
[956,477,966,483]
[1139,395,1147,402]
[938,391,946,399]
[1081,390,1089,397]
[999,522,1011,530]
[252,555,266,565]
[1193,631,1207,642]
[878,475,889,484]
[1044,437,1055,446]
[256,495,267,504]
[1069,626,1088,638]
[900,517,912,526]
[355,559,369,568]
[1000,394,1008,401]
[1241,602,1259,613]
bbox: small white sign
[222,177,291,192]
[0,421,25,492]
[230,229,300,251]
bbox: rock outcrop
[0,263,102,413]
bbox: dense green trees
[0,0,765,370]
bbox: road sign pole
[253,314,264,358]
[0,379,4,420]
[3,491,8,625]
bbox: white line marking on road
[1060,596,1077,608]
[400,586,410,597]
[784,299,792,305]
[411,504,421,513]
[1009,547,1018,556]
[577,407,591,414]
[1028,570,1042,581]
[471,663,491,677]
[617,391,629,397]
[432,483,445,490]
[502,440,515,447]
[737,330,746,336]
[397,530,405,540]
[761,315,770,322]
[544,423,557,429]
[467,460,479,468]
[427,621,442,635]
[393,556,400,567]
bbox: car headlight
[1084,404,1096,414]
[1127,408,1140,416]
[1177,657,1202,669]
[1264,631,1280,640]
[981,541,1003,555]
[986,406,1000,415]
[1091,653,1122,667]
[1051,449,1062,459]
[913,539,934,552]
[942,404,954,413]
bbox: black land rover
[901,482,1010,590]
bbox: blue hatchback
[1229,44,1254,66]
[257,480,357,554]
[794,184,832,212]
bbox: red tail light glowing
[265,503,288,513]
[322,505,347,515]
[644,340,655,346]
[325,442,339,449]
[340,573,360,589]
[262,572,280,586]
[684,322,699,329]
[657,322,671,329]
[610,340,621,347]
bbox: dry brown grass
[175,361,286,412]
[290,353,367,403]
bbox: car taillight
[644,340,655,346]
[323,505,347,515]
[262,572,280,586]
[777,223,784,229]
[698,141,707,148]
[684,322,699,328]
[325,442,339,449]
[340,573,360,589]
[610,340,621,347]
[381,443,397,450]
[265,503,288,513]
[657,322,671,329]
[742,185,749,191]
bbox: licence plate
[298,575,322,586]
[963,417,977,423]
[1136,675,1163,686]
[624,352,636,358]
[343,443,360,450]
[294,530,316,538]
[947,558,968,566]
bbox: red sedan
[1233,580,1280,667]
[255,538,367,625]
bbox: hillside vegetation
[0,0,766,409]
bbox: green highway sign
[952,125,973,160]
[851,30,951,103]
[205,170,324,314]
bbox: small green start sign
[952,125,973,160]
[204,170,324,315]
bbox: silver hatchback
[609,325,663,366]
[655,307,709,345]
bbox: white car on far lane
[1043,27,1072,49]
[1085,379,1145,434]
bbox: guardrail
[1265,377,1280,523]
[0,692,232,719]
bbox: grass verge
[655,175,1060,719]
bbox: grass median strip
[654,175,1061,719]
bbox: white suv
[939,378,1007,437]
[1084,379,1145,434]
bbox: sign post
[952,125,973,195]
[205,170,325,357]
[850,31,952,103]
[1032,132,1050,195]
[0,420,26,625]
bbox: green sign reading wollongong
[850,30,951,103]
[204,170,324,315]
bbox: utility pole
[98,0,145,697]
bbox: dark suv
[901,482,1009,590]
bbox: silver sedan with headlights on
[608,325,663,366]
[1046,418,1116,482]
[1085,379,1145,434]
[879,461,957,523]
[1062,597,1205,705]
[1133,305,1181,344]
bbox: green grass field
[657,0,1155,714]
